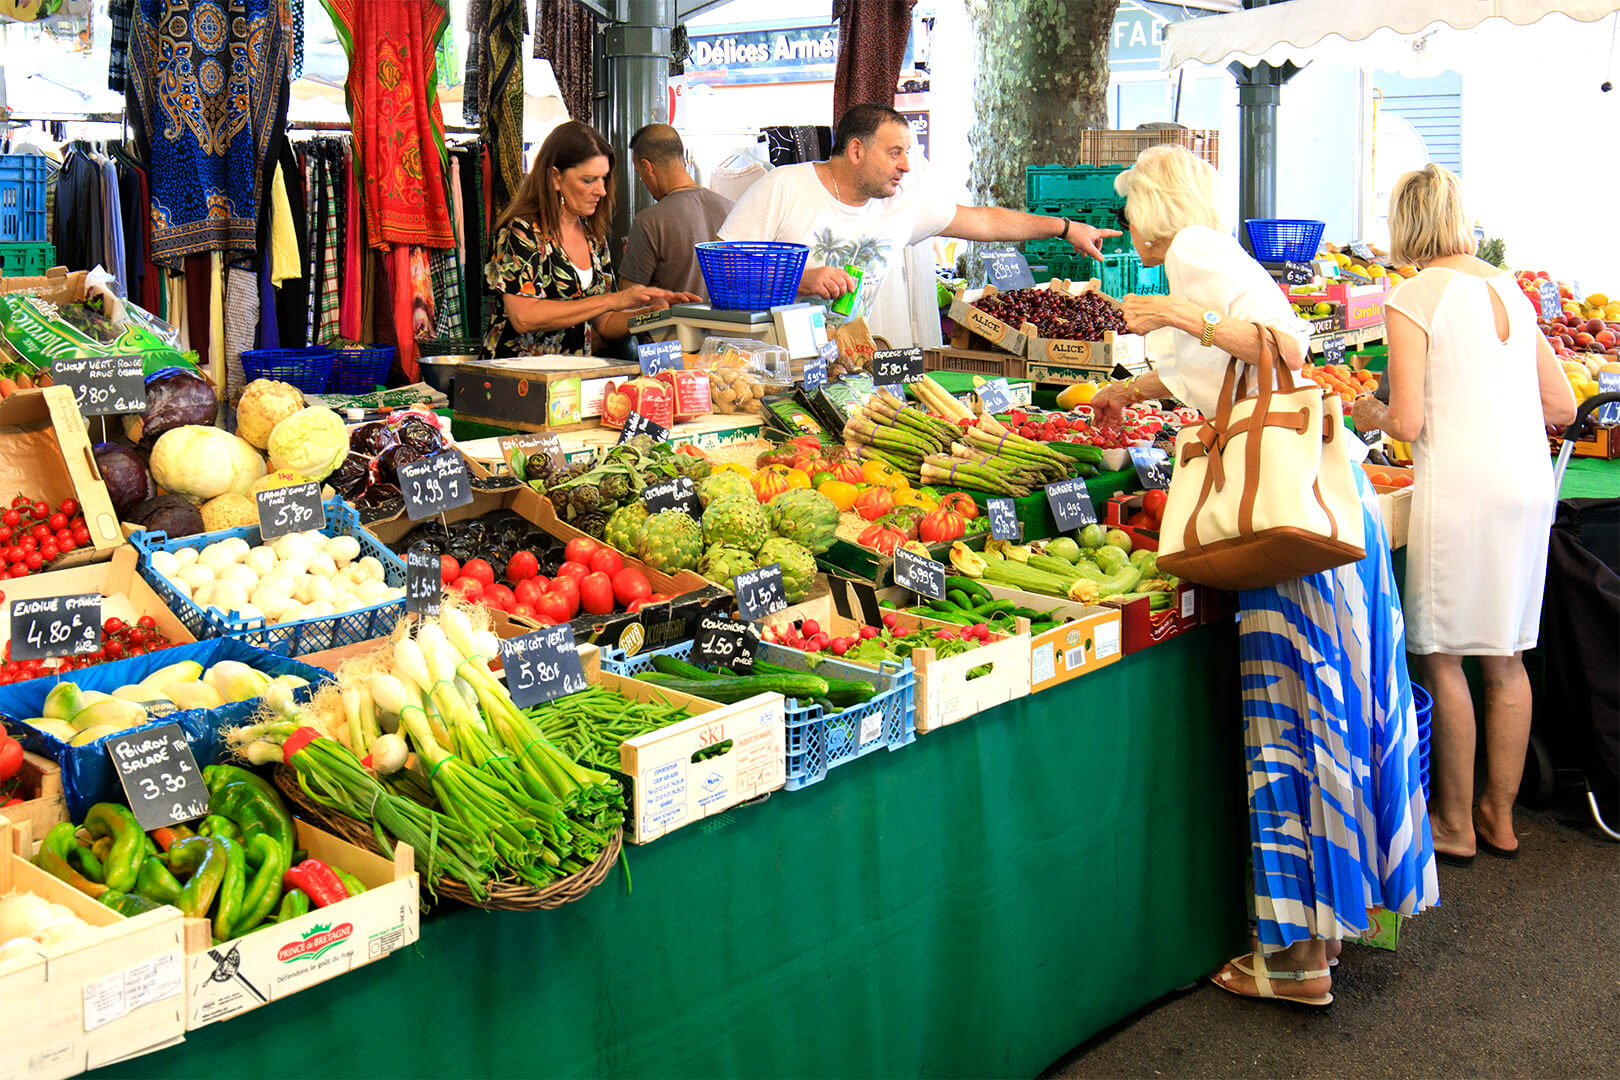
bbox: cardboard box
[0,545,195,659]
[0,268,87,303]
[1278,282,1389,329]
[781,593,1030,734]
[1361,464,1414,550]
[1102,583,1199,654]
[182,819,417,1029]
[2,750,66,838]
[0,387,124,569]
[922,345,1027,380]
[1,819,187,1080]
[451,355,642,433]
[1550,423,1620,460]
[947,284,1031,356]
[575,651,786,844]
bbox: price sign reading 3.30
[107,723,210,831]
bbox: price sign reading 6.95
[500,624,589,709]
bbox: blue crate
[600,639,916,791]
[327,345,395,394]
[0,638,330,819]
[242,347,335,393]
[1244,218,1325,262]
[695,242,809,310]
[130,496,407,656]
[0,154,48,243]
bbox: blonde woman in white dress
[1352,164,1576,863]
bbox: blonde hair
[1387,164,1476,265]
[1114,145,1223,244]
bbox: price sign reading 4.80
[732,563,787,622]
[892,546,946,601]
[398,452,475,521]
[692,613,758,673]
[9,594,101,661]
[500,624,589,709]
[871,347,925,385]
[987,497,1021,541]
[107,723,210,831]
[254,481,326,541]
[405,543,442,618]
[54,354,148,417]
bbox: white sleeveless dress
[1384,268,1555,656]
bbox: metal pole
[1228,60,1295,245]
[603,0,674,247]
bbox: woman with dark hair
[483,121,696,357]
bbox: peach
[1561,333,1577,347]
[1586,318,1606,334]
[1597,330,1617,348]
[1575,332,1596,347]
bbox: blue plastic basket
[1412,682,1433,799]
[0,638,330,819]
[0,154,48,243]
[130,496,408,656]
[1244,219,1326,262]
[327,345,395,394]
[242,347,335,393]
[601,639,916,791]
[694,242,809,310]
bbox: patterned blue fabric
[128,0,290,265]
[1239,467,1439,950]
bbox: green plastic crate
[1026,165,1127,207]
[0,242,55,277]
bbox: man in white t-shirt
[718,103,1118,346]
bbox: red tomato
[482,584,516,611]
[564,537,599,565]
[461,558,496,588]
[440,554,461,585]
[58,498,78,517]
[588,547,623,575]
[47,512,66,531]
[579,571,616,615]
[554,561,591,584]
[647,592,670,603]
[514,578,547,609]
[505,550,540,583]
[536,589,576,623]
[71,526,90,546]
[1141,489,1168,525]
[452,576,484,601]
[0,734,22,783]
[625,599,648,613]
[512,603,536,620]
[610,566,652,607]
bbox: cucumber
[651,655,720,680]
[946,576,992,603]
[635,672,830,703]
[752,659,877,707]
[946,589,974,610]
[1045,442,1105,464]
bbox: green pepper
[168,836,228,920]
[40,822,77,864]
[233,834,289,937]
[84,804,144,892]
[329,865,366,899]
[273,889,310,923]
[135,855,183,905]
[69,842,106,884]
[100,889,164,917]
[198,815,243,842]
[205,766,295,854]
[212,836,246,941]
[34,848,107,897]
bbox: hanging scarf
[533,0,594,126]
[129,0,291,265]
[831,0,916,118]
[323,0,455,248]
[484,0,525,209]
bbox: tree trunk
[966,0,1119,213]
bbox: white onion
[220,563,260,591]
[35,915,90,945]
[324,534,361,565]
[150,550,180,577]
[0,937,40,966]
[0,894,54,941]
[174,546,199,567]
[245,547,278,577]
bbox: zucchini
[635,672,831,703]
[753,659,877,707]
[651,655,719,680]
[1045,442,1105,464]
[946,576,993,603]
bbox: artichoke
[569,484,601,516]
[523,451,555,484]
[599,472,630,503]
[574,511,609,539]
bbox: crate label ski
[398,452,475,521]
[500,624,588,708]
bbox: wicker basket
[274,765,622,910]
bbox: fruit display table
[90,625,1247,1080]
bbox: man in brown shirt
[623,124,735,300]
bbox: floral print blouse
[482,218,613,358]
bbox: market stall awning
[1163,0,1620,69]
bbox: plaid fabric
[108,0,133,91]
[429,246,465,337]
[315,154,342,344]
[304,152,321,344]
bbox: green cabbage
[148,426,267,504]
[267,407,348,481]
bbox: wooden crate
[2,750,66,837]
[946,284,1030,357]
[0,820,187,1080]
[1078,128,1219,168]
[451,355,642,433]
[0,545,195,660]
[923,345,1026,379]
[1550,423,1620,460]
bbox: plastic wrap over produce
[0,270,194,378]
[0,637,331,818]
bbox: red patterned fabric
[327,0,455,248]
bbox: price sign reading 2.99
[398,452,475,521]
[500,624,589,709]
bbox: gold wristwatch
[1199,309,1220,347]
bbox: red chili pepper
[283,859,349,908]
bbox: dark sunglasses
[1114,206,1130,231]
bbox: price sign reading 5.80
[399,452,476,521]
[500,624,589,709]
[255,481,326,541]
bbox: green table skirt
[94,627,1247,1080]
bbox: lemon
[1313,302,1334,316]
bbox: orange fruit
[817,479,860,510]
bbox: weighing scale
[632,301,831,359]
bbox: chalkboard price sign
[1322,336,1346,365]
[618,410,669,444]
[500,624,588,709]
[642,476,700,517]
[892,546,946,600]
[1044,478,1098,532]
[692,614,758,673]
[985,249,1036,291]
[107,723,210,831]
[54,354,147,417]
[500,432,566,474]
[871,347,924,385]
[254,482,326,541]
[733,563,787,621]
[1597,370,1620,425]
[637,339,684,377]
[802,340,836,394]
[399,452,475,521]
[9,594,101,661]
[1129,446,1172,490]
[976,378,1015,416]
[1538,280,1562,320]
[987,497,1021,540]
[1282,261,1313,285]
[405,543,443,618]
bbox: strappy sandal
[1210,951,1334,1010]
